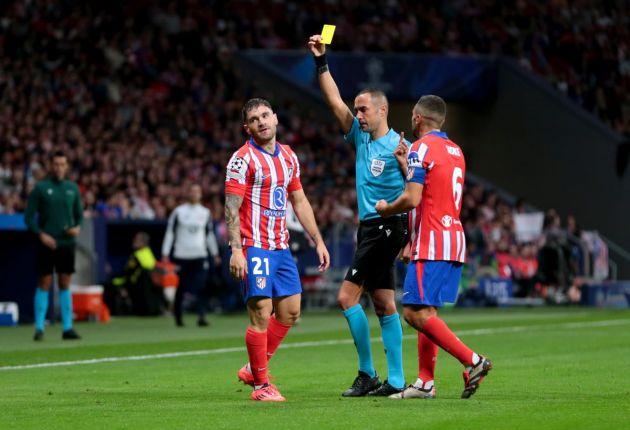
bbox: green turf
[1,308,629,430]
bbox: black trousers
[173,257,209,323]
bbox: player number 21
[252,257,270,275]
[452,167,463,210]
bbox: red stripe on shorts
[416,260,424,300]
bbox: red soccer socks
[421,316,476,367]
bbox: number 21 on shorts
[251,257,270,275]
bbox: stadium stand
[0,0,624,308]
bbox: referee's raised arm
[308,35,354,134]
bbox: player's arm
[205,211,221,266]
[308,35,354,134]
[66,184,83,237]
[395,132,409,177]
[23,185,41,235]
[24,186,56,249]
[161,209,177,262]
[225,193,247,280]
[375,182,423,218]
[289,189,330,272]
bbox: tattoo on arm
[225,194,243,249]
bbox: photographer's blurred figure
[162,184,221,327]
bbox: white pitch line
[1,318,628,371]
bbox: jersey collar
[423,130,448,139]
[248,138,280,156]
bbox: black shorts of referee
[344,215,407,290]
[37,243,76,276]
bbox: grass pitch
[1,308,629,430]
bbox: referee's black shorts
[344,215,407,291]
[37,243,76,276]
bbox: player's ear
[272,113,278,126]
[243,123,251,136]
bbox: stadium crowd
[0,1,614,299]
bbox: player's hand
[66,226,81,237]
[40,232,57,250]
[308,35,326,57]
[394,132,409,170]
[229,249,247,281]
[398,242,411,264]
[315,240,330,272]
[375,199,389,217]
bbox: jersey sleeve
[406,141,431,184]
[73,183,84,227]
[287,149,303,193]
[23,184,41,234]
[161,208,177,257]
[225,151,251,197]
[343,117,360,148]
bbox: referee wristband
[314,54,328,74]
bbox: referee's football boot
[33,330,44,341]
[461,356,493,399]
[341,371,381,397]
[389,379,436,399]
[62,328,81,340]
[367,379,404,397]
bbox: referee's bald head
[357,88,388,110]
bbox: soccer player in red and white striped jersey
[225,98,330,402]
[376,95,492,400]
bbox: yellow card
[321,24,336,44]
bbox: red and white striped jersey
[225,138,302,250]
[406,131,466,263]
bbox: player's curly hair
[242,98,273,122]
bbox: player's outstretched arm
[225,193,247,280]
[308,35,354,134]
[289,189,330,272]
[375,182,423,218]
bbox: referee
[24,151,83,341]
[309,35,409,396]
[161,184,221,327]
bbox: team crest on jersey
[256,277,267,290]
[370,159,386,177]
[226,156,247,183]
[272,187,286,210]
[442,215,453,227]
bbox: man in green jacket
[24,151,83,341]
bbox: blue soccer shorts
[240,247,301,303]
[402,260,463,307]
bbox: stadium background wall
[238,52,630,278]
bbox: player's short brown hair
[242,98,273,122]
[415,95,446,126]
